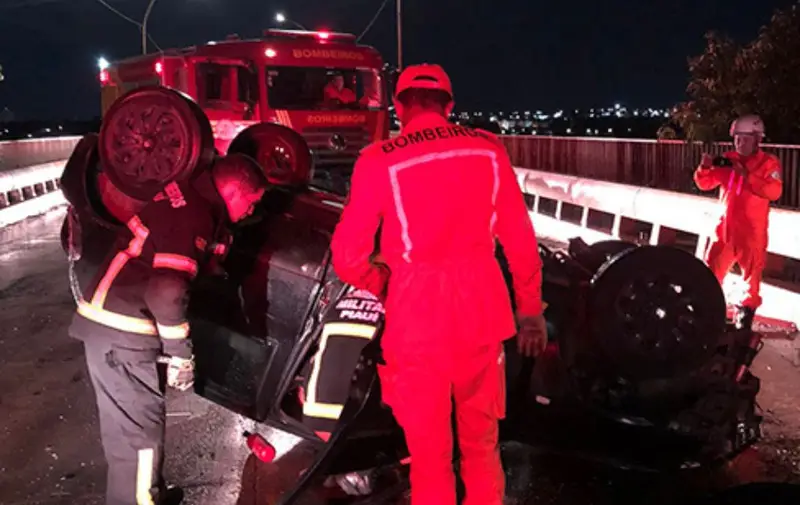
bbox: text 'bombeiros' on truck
[98,28,391,195]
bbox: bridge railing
[5,134,798,207]
[501,135,800,210]
[514,167,800,261]
[0,161,67,227]
[0,136,81,171]
[0,137,77,226]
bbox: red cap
[394,64,453,99]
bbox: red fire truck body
[99,30,389,189]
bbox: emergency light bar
[262,29,357,43]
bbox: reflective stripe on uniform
[77,301,158,336]
[152,253,198,277]
[211,243,227,256]
[156,322,190,340]
[91,216,151,307]
[135,448,156,505]
[303,322,377,421]
[388,149,500,263]
[302,401,345,420]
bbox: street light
[98,57,110,71]
[275,12,307,30]
[93,0,161,54]
[396,0,402,70]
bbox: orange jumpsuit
[331,112,544,505]
[694,150,783,309]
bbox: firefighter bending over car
[330,63,548,505]
[65,154,267,505]
[694,115,783,330]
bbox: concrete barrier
[513,167,800,261]
[0,160,67,227]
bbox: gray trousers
[84,341,166,505]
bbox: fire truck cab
[99,29,389,193]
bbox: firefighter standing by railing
[694,115,783,330]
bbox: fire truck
[98,29,390,194]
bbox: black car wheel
[228,123,313,188]
[98,86,215,201]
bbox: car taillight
[244,431,276,463]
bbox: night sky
[0,0,794,120]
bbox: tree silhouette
[674,2,800,143]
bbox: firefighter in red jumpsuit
[330,64,548,505]
[324,74,357,105]
[64,154,267,505]
[694,115,783,330]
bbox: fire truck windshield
[266,67,384,111]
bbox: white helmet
[730,115,765,137]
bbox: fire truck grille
[301,127,372,168]
[303,126,372,195]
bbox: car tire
[228,123,313,187]
[60,133,146,228]
[588,246,726,380]
[98,86,215,201]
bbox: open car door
[189,188,338,422]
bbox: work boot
[158,486,184,505]
[735,306,756,331]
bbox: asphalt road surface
[0,207,799,505]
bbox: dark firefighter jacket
[67,172,230,350]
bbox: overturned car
[59,87,764,504]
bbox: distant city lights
[391,103,674,136]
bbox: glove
[517,313,548,358]
[166,356,195,392]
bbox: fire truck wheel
[98,86,215,201]
[60,133,146,229]
[228,123,313,187]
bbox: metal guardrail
[0,161,68,227]
[501,135,800,210]
[513,167,800,262]
[4,133,799,206]
[0,161,66,207]
[1,135,799,241]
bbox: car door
[188,188,342,422]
